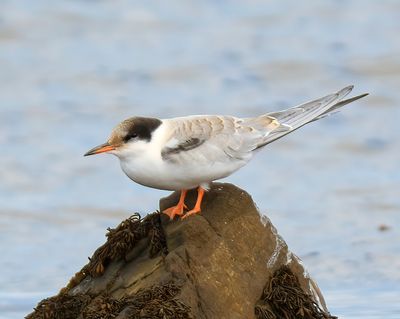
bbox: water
[1,0,399,318]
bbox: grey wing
[161,86,368,163]
[255,85,368,148]
[161,115,279,164]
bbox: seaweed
[115,283,192,319]
[84,212,167,278]
[27,282,192,319]
[26,294,91,319]
[60,212,168,293]
[255,266,337,319]
[26,212,182,319]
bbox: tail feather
[257,86,368,148]
[311,93,369,122]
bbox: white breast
[117,120,250,190]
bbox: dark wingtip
[351,92,369,101]
[344,85,368,99]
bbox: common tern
[84,86,367,220]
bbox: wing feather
[256,85,367,148]
[162,116,269,164]
[160,86,368,164]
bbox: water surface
[0,1,399,318]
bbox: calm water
[1,1,399,318]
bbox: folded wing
[161,86,368,165]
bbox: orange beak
[84,142,115,156]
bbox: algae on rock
[27,183,336,319]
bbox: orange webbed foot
[162,189,188,220]
[181,186,205,220]
[163,202,188,220]
[181,208,201,219]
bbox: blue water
[1,1,399,318]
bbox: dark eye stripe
[124,133,138,142]
[123,117,162,142]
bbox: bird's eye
[125,133,138,142]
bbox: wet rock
[26,183,336,319]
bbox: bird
[84,85,368,220]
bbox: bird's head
[84,117,162,158]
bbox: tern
[85,86,367,220]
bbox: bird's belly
[120,157,175,190]
[120,156,247,191]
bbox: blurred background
[0,0,399,318]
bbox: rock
[26,183,336,319]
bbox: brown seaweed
[27,282,192,319]
[26,212,182,319]
[255,266,337,319]
[60,212,168,293]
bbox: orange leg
[181,187,205,220]
[163,189,188,220]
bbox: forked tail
[257,85,368,148]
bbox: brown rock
[26,183,335,319]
